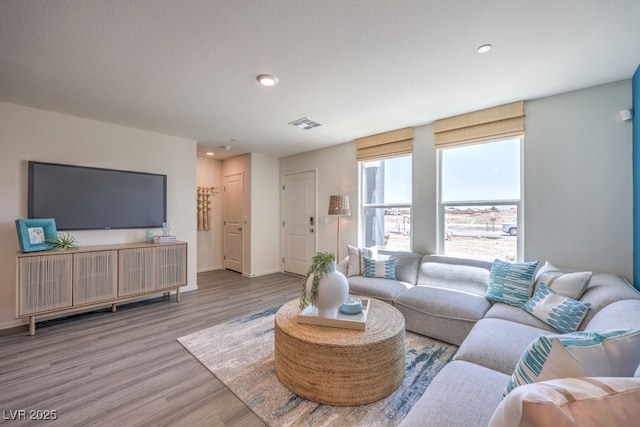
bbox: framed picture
[15,218,58,253]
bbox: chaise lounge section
[337,252,640,426]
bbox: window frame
[437,137,524,260]
[358,155,413,252]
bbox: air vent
[288,117,322,130]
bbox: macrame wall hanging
[197,187,218,231]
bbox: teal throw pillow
[363,257,396,279]
[522,283,590,333]
[485,259,538,306]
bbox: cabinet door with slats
[118,247,155,296]
[73,251,117,305]
[156,244,187,290]
[18,254,73,316]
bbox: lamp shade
[328,195,351,216]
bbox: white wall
[196,156,223,272]
[250,152,281,276]
[524,80,632,278]
[280,142,358,260]
[0,102,198,330]
[278,80,633,281]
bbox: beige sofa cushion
[489,377,640,427]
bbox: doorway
[223,173,244,273]
[282,170,317,275]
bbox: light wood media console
[16,241,187,335]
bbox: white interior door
[283,171,316,275]
[223,173,243,273]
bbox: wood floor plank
[0,270,302,427]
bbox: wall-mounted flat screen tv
[28,161,167,230]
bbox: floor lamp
[328,195,351,261]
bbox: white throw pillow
[504,329,640,396]
[490,377,640,427]
[534,261,591,300]
[522,284,590,333]
[346,244,378,277]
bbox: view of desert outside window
[382,205,517,262]
[444,205,517,262]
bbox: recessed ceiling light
[205,152,214,156]
[257,74,279,87]
[477,44,492,54]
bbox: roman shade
[355,127,414,161]
[433,101,524,149]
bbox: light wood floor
[0,270,301,427]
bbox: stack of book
[153,235,177,244]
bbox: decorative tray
[297,298,370,331]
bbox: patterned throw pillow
[504,329,640,396]
[346,244,378,277]
[522,284,590,333]
[363,257,397,279]
[534,261,591,299]
[485,259,538,306]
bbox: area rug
[177,306,457,426]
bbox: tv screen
[28,161,167,230]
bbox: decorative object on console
[15,218,57,253]
[47,232,79,251]
[145,229,154,243]
[300,251,349,318]
[161,222,171,237]
[154,235,177,244]
[328,195,351,261]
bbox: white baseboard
[0,318,27,332]
[244,268,283,278]
[197,265,223,273]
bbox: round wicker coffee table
[274,298,405,406]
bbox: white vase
[306,260,349,318]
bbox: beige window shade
[355,127,414,161]
[433,101,524,149]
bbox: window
[440,138,521,261]
[360,155,412,251]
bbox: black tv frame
[28,161,167,231]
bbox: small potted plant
[47,232,79,250]
[300,251,348,318]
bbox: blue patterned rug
[178,306,456,426]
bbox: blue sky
[442,138,520,202]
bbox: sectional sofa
[337,251,640,426]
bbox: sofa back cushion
[585,300,640,331]
[387,251,423,285]
[417,255,492,296]
[577,273,640,328]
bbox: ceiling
[1,1,639,160]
